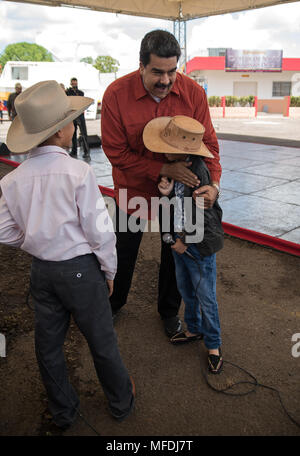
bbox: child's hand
[158,176,174,196]
[171,238,187,255]
[107,279,114,297]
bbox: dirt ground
[0,162,299,437]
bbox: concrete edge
[217,133,300,148]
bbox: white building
[0,61,117,119]
[187,56,300,113]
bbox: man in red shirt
[101,30,221,338]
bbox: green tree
[93,56,120,73]
[0,42,53,68]
[80,56,94,65]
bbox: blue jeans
[172,245,221,349]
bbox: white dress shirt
[0,146,117,280]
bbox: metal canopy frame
[173,20,187,73]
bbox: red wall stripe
[186,56,300,73]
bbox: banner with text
[225,49,283,72]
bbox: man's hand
[107,279,114,297]
[171,238,187,255]
[158,176,174,196]
[160,162,200,188]
[193,185,218,209]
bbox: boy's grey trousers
[30,253,134,427]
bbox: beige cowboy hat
[6,80,93,153]
[143,115,214,158]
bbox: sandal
[170,331,203,344]
[208,347,223,374]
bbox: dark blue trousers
[30,253,134,427]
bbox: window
[208,48,227,56]
[272,81,291,97]
[11,66,28,80]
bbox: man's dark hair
[71,77,77,82]
[140,30,181,67]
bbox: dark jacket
[65,87,84,97]
[168,155,224,257]
[7,92,20,119]
[65,87,85,124]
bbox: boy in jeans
[0,80,135,429]
[143,115,224,374]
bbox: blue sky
[1,1,300,73]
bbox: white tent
[5,0,300,20]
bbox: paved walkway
[1,116,299,243]
[218,139,300,243]
[213,113,300,141]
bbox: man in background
[66,78,90,161]
[7,83,22,121]
[0,100,4,124]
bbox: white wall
[194,70,298,98]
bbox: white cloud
[0,1,170,72]
[1,0,300,75]
[188,3,300,58]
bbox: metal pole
[173,19,187,73]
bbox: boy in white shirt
[0,80,135,429]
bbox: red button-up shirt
[101,70,221,217]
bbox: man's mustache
[155,82,172,89]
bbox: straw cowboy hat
[143,115,214,158]
[6,80,93,153]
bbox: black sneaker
[162,316,182,338]
[170,331,203,344]
[53,413,78,431]
[54,421,73,431]
[208,347,223,374]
